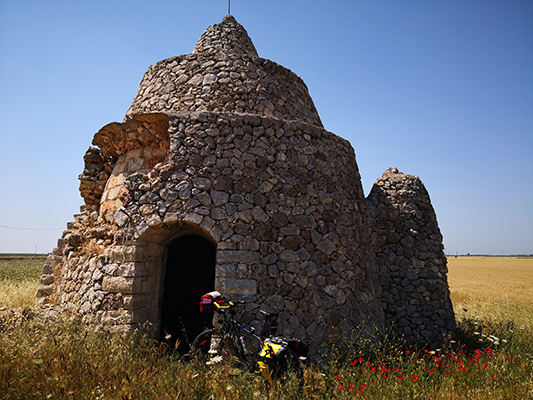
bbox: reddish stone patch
[146,156,166,169]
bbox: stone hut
[37,15,455,353]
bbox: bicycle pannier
[200,291,222,313]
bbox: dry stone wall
[78,148,115,207]
[39,111,383,350]
[126,16,322,128]
[366,168,456,345]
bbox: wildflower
[412,375,418,382]
[205,355,223,365]
[398,376,404,380]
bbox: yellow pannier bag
[257,337,291,383]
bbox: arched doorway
[159,234,216,353]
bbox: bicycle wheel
[190,329,241,367]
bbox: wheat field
[447,256,533,305]
[0,258,43,309]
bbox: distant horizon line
[1,252,532,258]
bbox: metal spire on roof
[228,0,231,15]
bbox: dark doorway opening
[160,234,216,354]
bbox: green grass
[0,258,44,309]
[0,258,44,282]
[0,257,532,399]
[0,309,531,399]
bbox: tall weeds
[1,257,532,399]
[1,305,531,399]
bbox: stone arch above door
[137,219,217,247]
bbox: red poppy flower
[412,375,419,382]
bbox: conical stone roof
[192,15,258,57]
[126,15,323,128]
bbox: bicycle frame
[213,302,266,369]
[191,296,305,386]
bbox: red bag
[200,291,222,313]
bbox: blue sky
[1,0,532,255]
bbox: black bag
[257,336,307,383]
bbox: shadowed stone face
[366,167,456,345]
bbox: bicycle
[189,291,307,385]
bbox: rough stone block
[102,276,143,294]
[39,274,55,285]
[216,278,257,295]
[35,284,54,298]
[116,262,148,277]
[217,250,260,263]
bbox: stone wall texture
[38,15,455,353]
[126,16,322,128]
[366,168,456,345]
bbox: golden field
[0,258,42,309]
[447,256,533,305]
[448,256,533,330]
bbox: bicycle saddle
[259,310,278,320]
